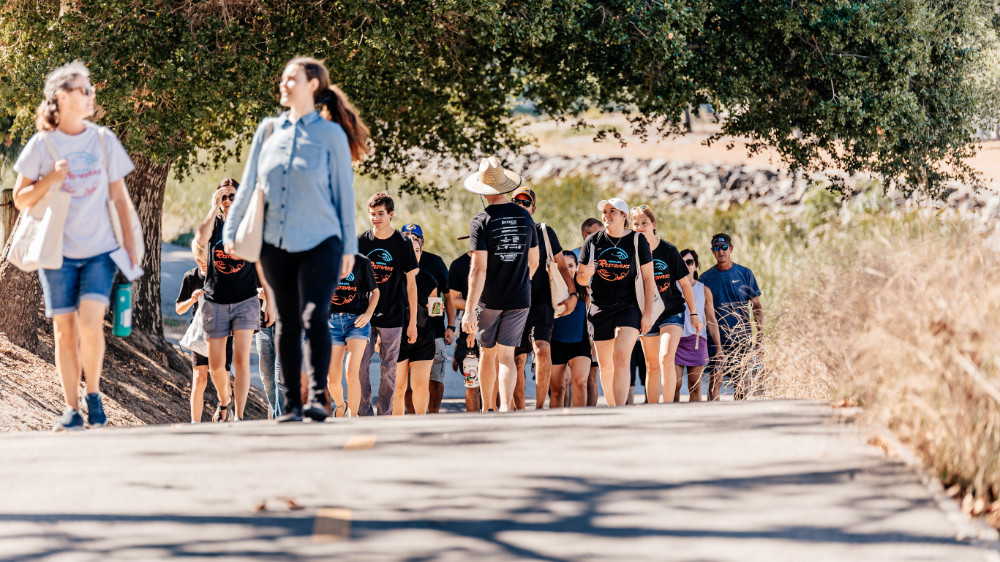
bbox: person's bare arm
[356,288,380,328]
[444,291,457,345]
[527,246,539,279]
[195,188,225,248]
[705,287,723,351]
[450,289,467,311]
[677,276,703,335]
[108,178,139,268]
[553,251,579,316]
[639,262,655,333]
[12,164,69,211]
[405,269,418,344]
[750,295,764,343]
[461,250,487,336]
[256,262,277,328]
[175,288,204,315]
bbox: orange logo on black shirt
[596,247,631,282]
[213,242,245,275]
[331,272,357,306]
[367,248,394,284]
[653,259,671,293]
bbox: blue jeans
[37,252,116,317]
[255,323,282,417]
[329,313,371,345]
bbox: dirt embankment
[0,323,268,432]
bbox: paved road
[1,400,995,561]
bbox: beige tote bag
[540,223,570,317]
[230,119,275,262]
[633,232,665,318]
[8,133,71,272]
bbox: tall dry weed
[761,219,1000,525]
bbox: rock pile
[419,151,1000,227]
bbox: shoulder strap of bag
[633,231,640,271]
[96,124,109,171]
[40,132,61,164]
[540,223,555,265]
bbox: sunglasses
[684,258,696,266]
[631,205,650,212]
[221,194,236,202]
[712,245,730,252]
[70,85,94,96]
[513,198,533,208]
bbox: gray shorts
[202,296,261,339]
[476,306,529,349]
[429,337,447,383]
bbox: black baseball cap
[711,233,732,246]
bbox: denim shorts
[202,296,261,339]
[642,310,685,337]
[37,252,116,317]
[328,313,371,346]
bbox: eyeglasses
[684,258,696,266]
[712,245,730,252]
[513,198,533,208]
[221,194,235,202]
[70,85,94,96]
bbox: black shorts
[190,336,233,370]
[515,322,554,356]
[588,305,641,341]
[551,338,591,366]
[398,337,436,363]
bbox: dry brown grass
[758,216,1000,528]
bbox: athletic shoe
[277,406,303,423]
[53,408,85,432]
[85,393,107,427]
[303,401,328,422]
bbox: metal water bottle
[462,351,479,388]
[112,282,132,337]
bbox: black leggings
[260,236,342,410]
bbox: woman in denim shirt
[224,57,369,422]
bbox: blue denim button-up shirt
[224,111,357,255]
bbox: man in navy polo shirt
[698,233,763,400]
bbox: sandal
[334,402,349,418]
[212,397,235,423]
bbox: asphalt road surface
[1,400,996,561]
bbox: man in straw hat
[461,156,539,412]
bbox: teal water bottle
[112,282,132,337]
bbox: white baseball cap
[597,198,629,215]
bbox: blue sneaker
[85,393,107,427]
[53,408,85,432]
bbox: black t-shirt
[358,229,419,328]
[448,253,472,299]
[531,223,563,312]
[469,202,538,310]
[176,267,205,316]
[580,230,652,314]
[206,216,259,304]
[330,254,378,316]
[419,251,450,338]
[650,239,690,317]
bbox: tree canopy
[1,0,996,196]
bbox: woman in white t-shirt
[12,61,138,432]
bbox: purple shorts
[675,334,709,367]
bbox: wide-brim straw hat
[463,156,522,195]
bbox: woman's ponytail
[319,84,370,163]
[288,56,370,163]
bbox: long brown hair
[288,57,370,163]
[35,61,89,132]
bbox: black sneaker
[85,393,107,427]
[303,401,328,422]
[277,406,303,423]
[53,408,85,432]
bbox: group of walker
[8,58,763,431]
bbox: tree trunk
[128,153,172,342]
[0,213,44,352]
[1,189,16,246]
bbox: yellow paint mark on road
[313,508,352,542]
[344,434,377,450]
